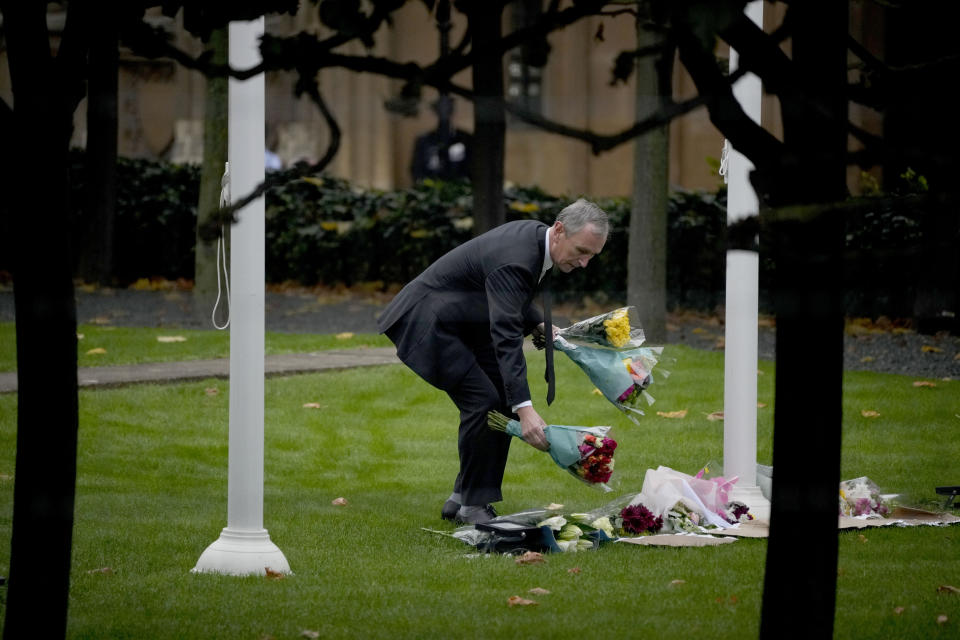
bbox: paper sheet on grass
[838,506,960,529]
[618,533,738,547]
[704,507,959,539]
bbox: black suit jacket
[377,219,547,406]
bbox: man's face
[549,221,606,273]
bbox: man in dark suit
[377,199,609,524]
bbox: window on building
[507,0,547,124]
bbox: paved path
[0,347,400,393]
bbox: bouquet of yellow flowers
[555,306,645,350]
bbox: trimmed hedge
[60,153,957,320]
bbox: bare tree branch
[199,84,343,239]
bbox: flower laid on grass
[662,501,702,533]
[720,500,753,524]
[556,306,646,350]
[536,515,600,552]
[487,411,617,491]
[619,504,663,535]
[839,476,891,517]
[574,466,755,537]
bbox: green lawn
[0,343,958,639]
[0,322,392,371]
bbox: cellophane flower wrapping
[839,476,891,517]
[487,411,617,492]
[573,466,754,537]
[556,306,646,350]
[555,338,668,424]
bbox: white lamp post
[192,16,291,576]
[722,1,770,521]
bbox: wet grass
[0,322,392,371]
[0,344,958,638]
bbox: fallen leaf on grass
[567,567,581,575]
[300,631,320,639]
[922,345,944,353]
[331,497,348,506]
[715,595,739,604]
[670,579,686,587]
[85,348,107,355]
[858,534,868,543]
[86,567,114,575]
[893,606,905,615]
[157,336,187,343]
[303,402,324,409]
[591,388,603,396]
[544,503,564,510]
[937,614,949,625]
[913,381,937,388]
[528,587,551,595]
[861,410,881,418]
[507,595,538,607]
[77,333,84,340]
[937,585,960,594]
[657,410,688,419]
[515,551,544,565]
[335,332,355,340]
[757,402,767,408]
[264,567,286,580]
[205,387,219,396]
[705,411,724,421]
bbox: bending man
[377,199,609,524]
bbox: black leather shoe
[441,499,460,521]
[455,504,498,525]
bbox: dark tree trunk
[467,1,506,235]
[627,14,671,343]
[194,26,229,318]
[77,4,119,285]
[1,3,86,638]
[760,2,849,638]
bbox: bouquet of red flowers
[487,411,617,491]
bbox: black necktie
[542,271,555,405]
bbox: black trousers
[445,342,515,507]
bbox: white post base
[192,528,291,576]
[730,484,771,522]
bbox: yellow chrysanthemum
[603,308,630,347]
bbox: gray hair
[556,198,609,238]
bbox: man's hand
[516,405,550,451]
[531,323,560,350]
